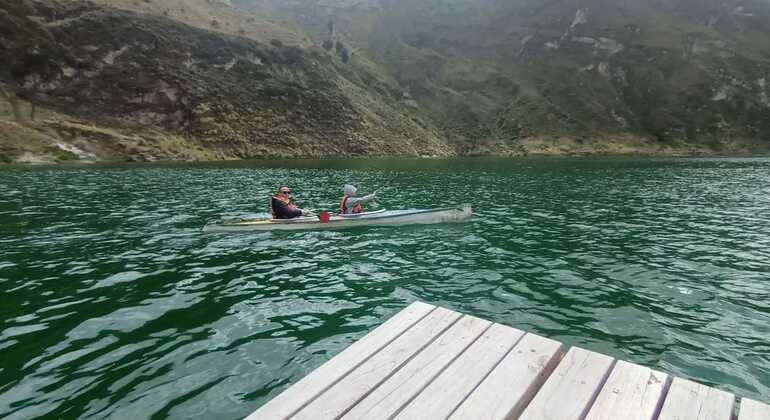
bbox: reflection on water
[1,157,769,419]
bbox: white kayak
[203,207,472,232]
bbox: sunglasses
[281,191,291,194]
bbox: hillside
[91,0,306,46]
[236,0,770,155]
[0,0,449,163]
[2,0,770,163]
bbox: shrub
[336,41,349,63]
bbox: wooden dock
[247,301,770,420]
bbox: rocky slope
[0,0,449,163]
[237,0,770,155]
[2,0,770,163]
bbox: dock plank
[739,398,770,420]
[657,377,735,420]
[584,360,669,420]
[245,301,435,420]
[342,314,492,420]
[448,332,564,420]
[393,323,526,420]
[246,302,766,420]
[291,306,463,420]
[518,346,615,420]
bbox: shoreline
[3,153,770,169]
[2,117,768,165]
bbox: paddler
[270,186,311,219]
[339,184,376,214]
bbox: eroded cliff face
[0,0,450,163]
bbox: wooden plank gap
[292,304,439,417]
[290,306,463,420]
[333,312,478,419]
[393,323,527,420]
[341,315,494,420]
[650,373,674,420]
[442,326,530,418]
[388,321,495,419]
[448,332,565,420]
[657,377,735,420]
[518,346,616,420]
[586,360,670,420]
[736,397,770,420]
[514,343,571,419]
[580,358,618,419]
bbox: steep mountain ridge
[0,0,449,163]
[2,0,770,163]
[236,0,770,154]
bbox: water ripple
[1,158,769,419]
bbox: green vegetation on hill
[0,0,450,162]
[2,0,770,162]
[236,0,770,154]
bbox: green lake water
[1,157,769,419]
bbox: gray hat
[343,184,357,195]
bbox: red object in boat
[318,211,331,223]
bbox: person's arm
[288,206,303,218]
[272,198,303,219]
[345,193,376,210]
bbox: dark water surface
[1,157,769,419]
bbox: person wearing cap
[270,186,309,219]
[339,184,376,215]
